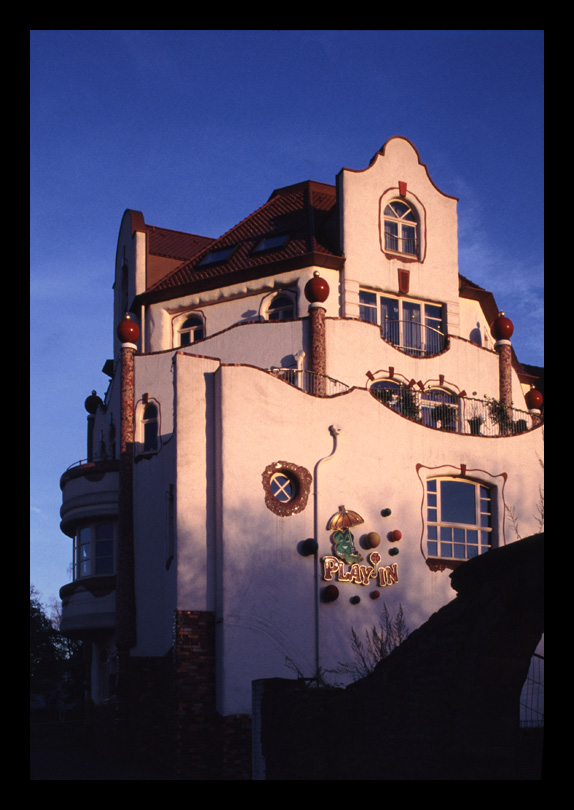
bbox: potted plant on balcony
[467,415,484,435]
[485,396,513,435]
[431,403,457,431]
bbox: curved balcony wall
[59,576,116,638]
[60,460,120,537]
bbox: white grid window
[426,479,492,561]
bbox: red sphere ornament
[117,314,140,344]
[389,530,402,542]
[304,271,329,304]
[491,312,514,341]
[322,584,339,603]
[84,390,102,414]
[525,388,544,410]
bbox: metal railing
[520,653,544,728]
[380,320,447,357]
[370,387,541,436]
[384,234,418,256]
[269,368,350,397]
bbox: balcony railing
[380,320,447,357]
[384,233,418,256]
[370,387,541,436]
[269,368,350,397]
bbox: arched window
[370,380,403,409]
[267,294,295,321]
[370,379,420,421]
[179,315,204,346]
[426,478,493,562]
[383,200,418,256]
[421,388,459,431]
[143,403,158,452]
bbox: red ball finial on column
[117,313,140,345]
[304,271,330,304]
[525,388,543,410]
[490,312,514,342]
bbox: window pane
[95,557,114,575]
[380,297,400,322]
[440,481,476,524]
[96,539,113,557]
[271,473,294,502]
[359,291,376,306]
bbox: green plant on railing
[484,395,513,433]
[484,396,530,434]
[400,386,421,421]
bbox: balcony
[370,386,541,436]
[269,368,350,397]
[59,576,116,638]
[380,319,447,357]
[60,459,119,537]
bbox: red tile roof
[145,225,214,262]
[139,181,342,303]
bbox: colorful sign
[322,552,398,588]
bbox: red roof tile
[145,225,214,262]
[140,181,342,302]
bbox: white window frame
[382,199,419,257]
[359,290,445,356]
[426,477,493,562]
[260,290,297,321]
[177,312,205,347]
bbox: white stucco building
[58,137,544,778]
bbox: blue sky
[30,30,544,606]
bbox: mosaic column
[305,272,330,397]
[491,312,514,435]
[116,315,139,653]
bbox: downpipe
[312,424,342,681]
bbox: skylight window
[252,234,290,254]
[197,246,236,266]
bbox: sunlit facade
[58,137,544,778]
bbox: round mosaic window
[262,461,312,516]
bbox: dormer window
[383,200,418,256]
[197,246,236,266]
[252,233,290,254]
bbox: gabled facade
[58,137,544,779]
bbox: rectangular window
[426,479,493,562]
[359,290,377,323]
[74,523,116,579]
[359,290,445,357]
